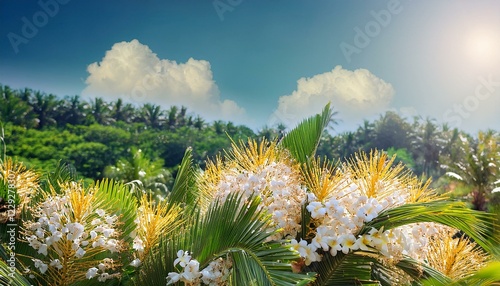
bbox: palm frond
[280,103,333,164]
[306,251,378,285]
[364,201,498,253]
[422,261,500,286]
[137,193,315,285]
[93,179,138,243]
[168,147,198,212]
[0,259,32,286]
[39,160,78,194]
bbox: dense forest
[1,83,499,211]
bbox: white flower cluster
[216,161,306,240]
[85,258,121,282]
[292,179,441,265]
[24,193,121,277]
[130,213,145,255]
[166,250,232,285]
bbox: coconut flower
[131,193,183,263]
[199,139,307,240]
[21,182,124,285]
[0,157,39,222]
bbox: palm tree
[444,130,500,211]
[112,98,136,123]
[0,85,36,127]
[257,125,278,141]
[355,119,376,152]
[412,117,442,177]
[212,120,225,135]
[193,115,205,130]
[139,103,164,129]
[177,106,188,127]
[56,95,86,126]
[29,91,59,129]
[87,97,114,125]
[167,105,179,129]
[225,121,237,136]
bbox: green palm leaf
[0,259,32,286]
[363,201,498,253]
[280,103,333,164]
[422,261,500,286]
[137,193,315,285]
[305,251,381,286]
[93,179,138,243]
[167,147,198,212]
[39,161,78,194]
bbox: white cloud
[82,39,245,122]
[270,66,395,130]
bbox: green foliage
[280,103,333,164]
[364,201,498,252]
[92,179,138,245]
[137,193,316,286]
[64,142,110,178]
[104,147,171,196]
[167,147,198,212]
[0,259,32,286]
[422,261,500,286]
[386,147,415,170]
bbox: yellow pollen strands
[134,194,183,260]
[426,227,490,280]
[0,157,39,211]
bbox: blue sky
[1,0,499,132]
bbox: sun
[466,29,499,65]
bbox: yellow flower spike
[198,156,225,212]
[0,157,39,205]
[426,227,490,280]
[344,150,444,204]
[405,177,445,204]
[226,138,280,172]
[346,150,408,199]
[199,138,300,209]
[64,182,95,222]
[198,137,305,240]
[301,157,344,203]
[136,194,184,260]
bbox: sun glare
[466,30,499,65]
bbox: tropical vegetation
[1,94,499,285]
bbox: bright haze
[1,0,499,133]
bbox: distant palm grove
[0,83,499,213]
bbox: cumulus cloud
[270,66,394,130]
[82,39,245,122]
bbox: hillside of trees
[1,83,499,212]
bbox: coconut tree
[112,98,137,123]
[443,130,500,211]
[139,103,164,129]
[87,97,114,125]
[0,85,36,128]
[29,92,60,129]
[56,95,87,126]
